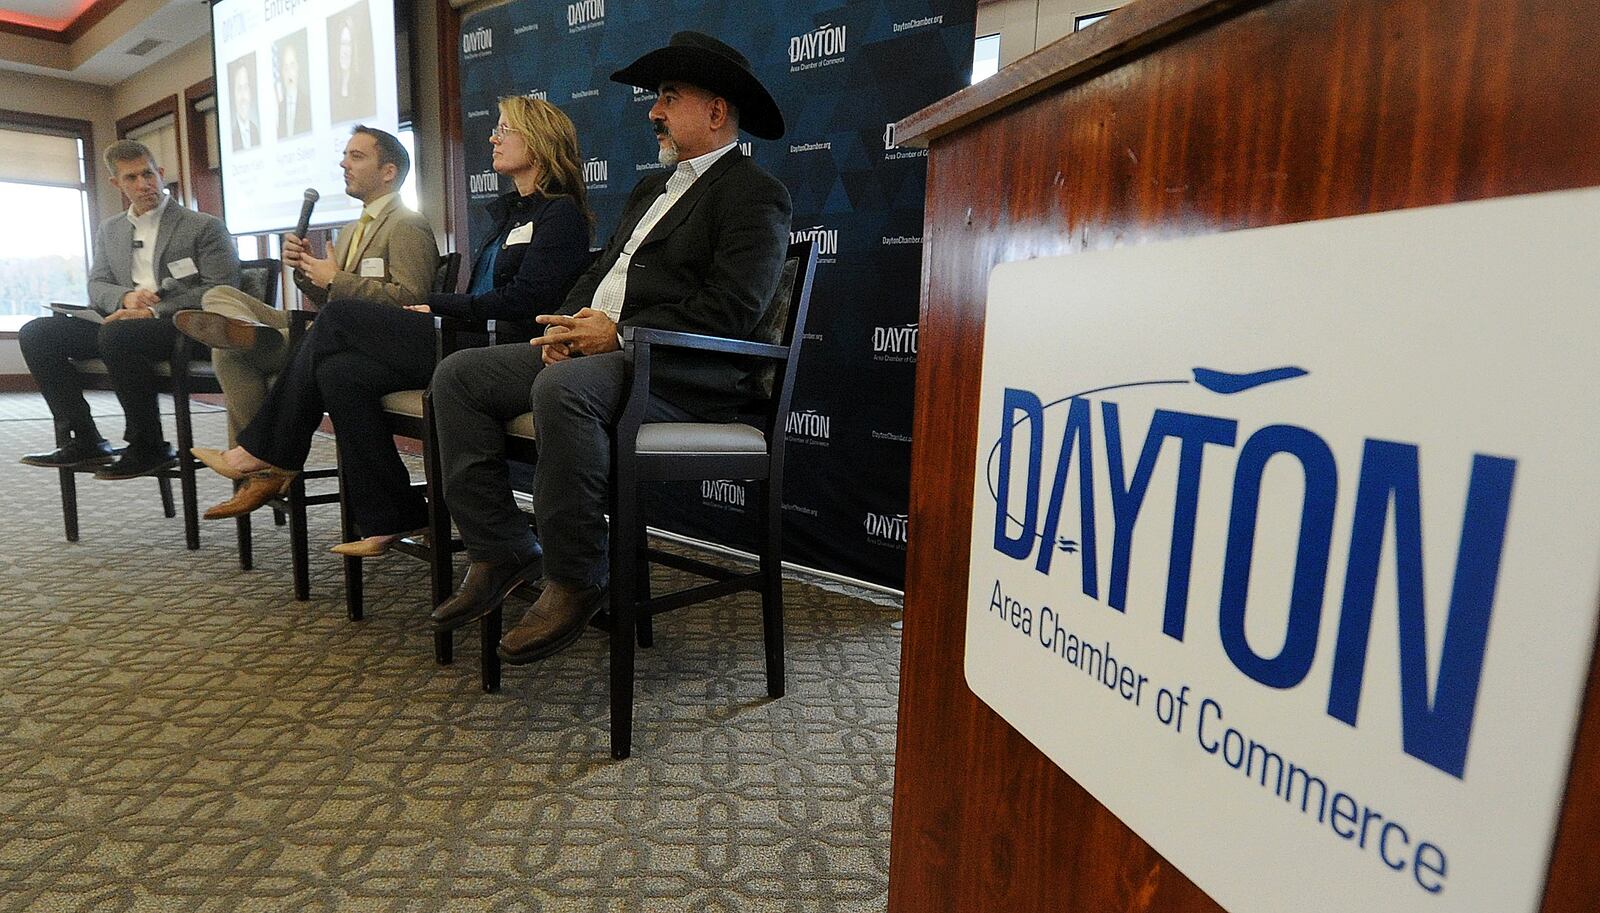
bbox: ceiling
[0,0,211,85]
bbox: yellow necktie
[343,212,374,271]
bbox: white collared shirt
[358,191,395,222]
[588,140,739,321]
[238,117,254,148]
[340,192,395,269]
[126,193,170,292]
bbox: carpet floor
[0,393,901,912]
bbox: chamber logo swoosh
[1192,366,1306,394]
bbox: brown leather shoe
[202,469,295,519]
[174,309,262,350]
[430,555,543,633]
[498,580,608,665]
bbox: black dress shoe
[94,444,179,480]
[20,438,116,468]
[430,554,543,633]
[498,580,608,665]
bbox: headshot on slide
[228,54,260,152]
[273,30,313,140]
[327,1,376,123]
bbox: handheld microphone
[157,277,179,297]
[293,188,319,241]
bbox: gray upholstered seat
[382,389,539,440]
[636,422,766,455]
[380,389,424,417]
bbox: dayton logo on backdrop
[873,322,918,362]
[462,25,493,57]
[985,365,1514,781]
[702,480,748,510]
[566,0,604,32]
[468,170,500,197]
[864,511,910,548]
[789,22,847,71]
[786,409,832,446]
[790,225,838,261]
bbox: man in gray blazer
[19,140,240,479]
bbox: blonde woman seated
[198,96,594,557]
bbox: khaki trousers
[200,286,289,445]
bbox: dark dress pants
[431,344,699,585]
[235,298,436,536]
[19,313,187,450]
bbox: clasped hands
[283,233,339,288]
[107,288,158,321]
[530,309,619,365]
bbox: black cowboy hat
[610,31,785,140]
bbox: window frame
[0,109,97,337]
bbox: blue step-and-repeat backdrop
[458,0,977,590]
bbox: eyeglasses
[490,124,513,142]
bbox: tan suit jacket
[295,199,438,308]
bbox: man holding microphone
[179,125,437,447]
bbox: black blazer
[431,191,591,340]
[563,149,793,420]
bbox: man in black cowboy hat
[428,31,793,663]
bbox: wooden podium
[887,1,1600,911]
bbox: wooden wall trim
[184,76,222,216]
[434,0,467,254]
[116,93,180,139]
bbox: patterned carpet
[0,393,901,912]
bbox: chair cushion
[71,358,216,379]
[636,422,766,455]
[381,389,424,418]
[506,412,536,441]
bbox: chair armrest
[287,308,316,349]
[623,326,788,360]
[433,315,501,364]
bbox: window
[972,33,1001,85]
[1075,10,1118,31]
[0,122,94,332]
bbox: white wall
[977,0,1124,69]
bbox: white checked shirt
[588,141,739,321]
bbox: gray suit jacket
[88,200,240,318]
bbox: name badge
[167,257,198,279]
[359,257,386,278]
[505,222,534,246]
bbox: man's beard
[655,123,679,166]
[657,138,680,167]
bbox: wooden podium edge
[894,0,1261,149]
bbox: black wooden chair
[341,250,601,663]
[51,258,280,555]
[317,253,462,665]
[235,252,462,600]
[464,240,818,759]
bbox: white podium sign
[965,188,1600,913]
